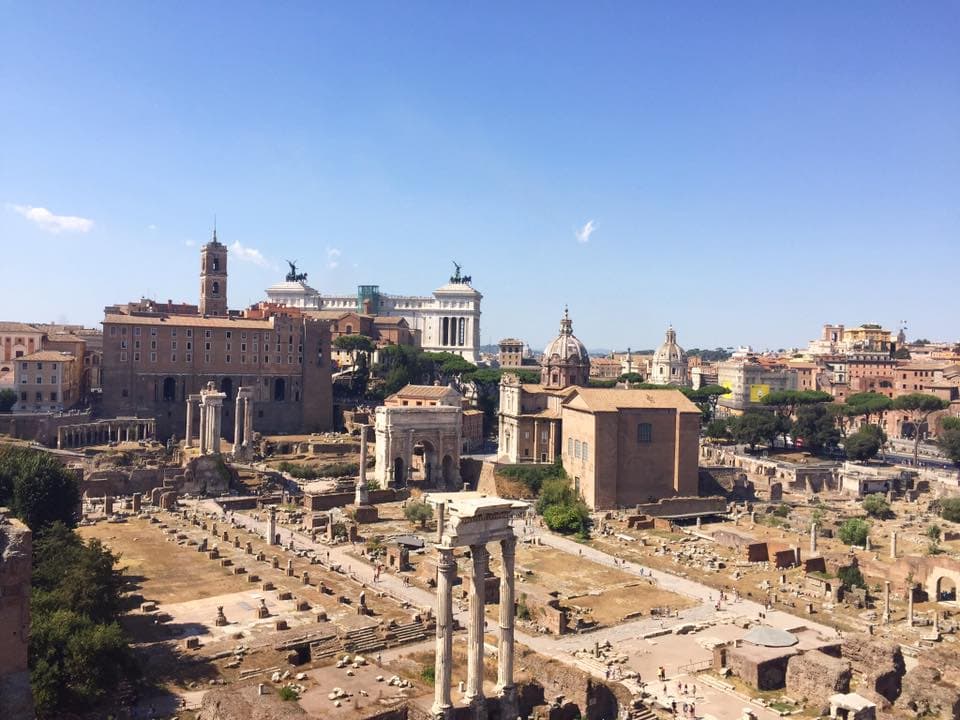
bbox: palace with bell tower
[199,230,228,317]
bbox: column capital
[470,543,490,564]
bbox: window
[35,391,42,402]
[185,353,192,362]
[110,326,116,336]
[134,340,141,349]
[205,330,212,338]
[36,376,42,384]
[150,340,157,350]
[225,355,231,364]
[150,352,157,362]
[121,340,128,349]
[36,362,42,370]
[134,327,141,336]
[171,354,177,362]
[50,392,57,402]
[172,341,178,350]
[186,342,192,350]
[133,352,140,362]
[150,327,157,336]
[241,343,246,351]
[171,329,177,337]
[186,329,193,338]
[204,354,211,364]
[582,442,589,461]
[638,423,653,443]
[225,331,231,339]
[50,376,56,384]
[574,439,581,458]
[20,391,26,401]
[120,352,127,361]
[205,342,211,351]
[121,388,128,397]
[240,355,246,364]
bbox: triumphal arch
[373,405,462,488]
[424,492,528,720]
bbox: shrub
[837,565,866,590]
[845,429,882,462]
[420,665,435,684]
[498,461,566,494]
[926,524,942,543]
[940,498,960,523]
[838,518,870,546]
[862,494,891,519]
[772,504,791,518]
[278,461,359,480]
[278,686,299,701]
[543,503,588,535]
[404,500,433,528]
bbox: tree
[892,347,911,360]
[729,410,779,451]
[543,503,588,535]
[0,388,16,412]
[845,429,882,462]
[837,565,866,590]
[862,494,891,519]
[618,372,643,384]
[926,524,942,543]
[845,392,893,426]
[705,418,729,439]
[792,404,839,454]
[685,385,731,422]
[892,393,949,466]
[0,446,80,531]
[467,367,503,435]
[940,498,960,523]
[762,390,833,418]
[838,518,870,546]
[333,333,375,359]
[828,403,859,438]
[404,500,433,528]
[938,424,960,467]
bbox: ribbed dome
[653,326,686,365]
[543,308,588,362]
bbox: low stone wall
[630,495,726,518]
[841,634,905,707]
[785,651,851,704]
[305,488,405,512]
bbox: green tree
[0,388,17,412]
[892,393,949,466]
[845,429,882,462]
[0,446,80,530]
[467,367,504,435]
[892,347,911,360]
[543,503,589,535]
[729,410,779,451]
[845,392,893,426]
[862,494,891,519]
[404,500,433,528]
[685,384,731,422]
[938,426,960,467]
[705,418,729,439]
[618,372,644,384]
[939,498,960,523]
[792,404,839,454]
[837,564,866,590]
[926,524,942,543]
[838,518,870,546]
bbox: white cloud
[575,219,596,244]
[184,239,195,247]
[8,204,94,234]
[147,223,157,231]
[229,240,272,268]
[327,247,342,269]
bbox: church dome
[653,326,686,365]
[651,326,688,386]
[541,307,590,389]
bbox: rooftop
[564,387,701,413]
[387,384,461,401]
[18,350,77,362]
[0,321,41,333]
[103,313,279,329]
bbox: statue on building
[285,260,308,283]
[450,261,471,285]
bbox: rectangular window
[171,354,177,363]
[36,376,42,384]
[638,423,653,443]
[150,340,157,350]
[50,391,57,402]
[568,437,573,456]
[582,442,589,461]
[134,340,140,349]
[186,353,192,362]
[133,352,140,362]
[205,342,211,351]
[109,326,116,336]
[225,331,232,339]
[225,355,231,364]
[35,391,42,401]
[186,329,193,338]
[150,327,157,336]
[171,329,177,337]
[205,330,211,338]
[172,341,177,350]
[50,376,56,384]
[150,352,157,362]
[134,327,141,336]
[240,355,246,364]
[264,356,270,364]
[186,342,192,351]
[226,343,231,351]
[241,343,247,351]
[204,354,211,364]
[574,439,581,458]
[120,351,127,362]
[252,355,258,364]
[121,340,128,349]
[241,332,247,339]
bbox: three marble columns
[432,537,517,720]
[185,385,253,455]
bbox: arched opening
[274,378,286,401]
[393,457,406,487]
[412,439,437,485]
[162,376,177,402]
[441,454,455,487]
[212,281,220,295]
[220,377,233,399]
[936,576,957,603]
[211,256,220,271]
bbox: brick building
[13,350,82,412]
[101,232,333,440]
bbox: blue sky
[1,2,957,352]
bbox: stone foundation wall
[0,410,92,446]
[785,651,851,704]
[841,634,905,707]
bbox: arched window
[212,281,220,295]
[345,325,353,334]
[274,378,286,401]
[211,256,220,271]
[162,377,177,402]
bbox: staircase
[387,618,433,646]
[310,634,342,661]
[341,625,382,654]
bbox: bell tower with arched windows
[199,227,228,316]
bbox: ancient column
[884,581,891,624]
[810,523,817,554]
[243,397,253,447]
[199,402,208,454]
[356,425,370,506]
[465,543,489,719]
[185,398,194,447]
[907,586,914,627]
[209,395,224,454]
[432,547,456,720]
[267,506,277,546]
[233,391,243,453]
[497,537,517,719]
[890,531,897,559]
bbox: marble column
[267,506,277,546]
[884,581,891,624]
[243,397,253,446]
[199,402,208,454]
[497,537,517,719]
[432,547,456,720]
[810,523,817,554]
[907,586,914,627]
[233,392,243,453]
[185,399,194,448]
[890,531,897,559]
[465,543,489,719]
[356,425,370,505]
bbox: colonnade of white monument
[57,418,155,449]
[184,383,254,455]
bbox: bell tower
[199,226,228,316]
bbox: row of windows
[19,391,58,401]
[119,351,303,365]
[21,361,57,371]
[22,376,58,384]
[568,437,590,461]
[111,326,296,342]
